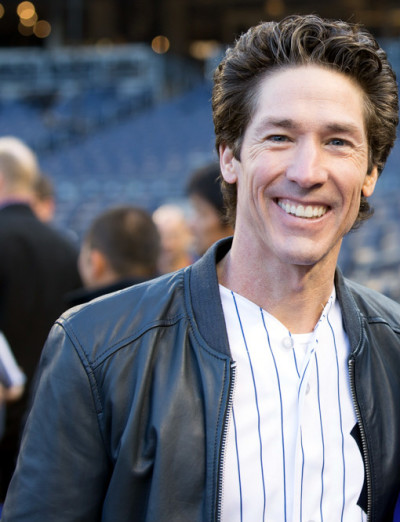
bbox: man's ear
[90,249,108,281]
[219,144,238,184]
[362,165,378,198]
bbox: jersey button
[282,336,293,349]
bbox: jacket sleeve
[2,321,111,521]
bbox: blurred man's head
[79,206,161,289]
[32,173,56,223]
[152,204,193,273]
[0,136,39,201]
[186,162,233,256]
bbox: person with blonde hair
[186,162,234,256]
[0,136,38,192]
[152,203,193,273]
[0,136,81,502]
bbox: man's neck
[217,242,338,334]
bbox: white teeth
[278,200,327,218]
[305,206,313,218]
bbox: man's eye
[268,135,288,142]
[329,138,346,146]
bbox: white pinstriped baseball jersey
[219,285,366,522]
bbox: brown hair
[85,206,161,276]
[212,14,399,227]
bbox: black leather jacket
[3,239,400,522]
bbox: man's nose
[286,139,328,188]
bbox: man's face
[220,65,378,269]
[78,241,95,288]
[189,194,230,256]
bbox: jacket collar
[0,201,35,215]
[187,237,364,358]
[334,269,365,357]
[186,237,233,357]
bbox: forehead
[249,64,367,134]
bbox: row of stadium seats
[40,82,216,237]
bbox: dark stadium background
[0,0,400,299]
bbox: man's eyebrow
[253,118,363,135]
[254,118,296,132]
[325,122,363,135]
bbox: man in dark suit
[0,137,82,501]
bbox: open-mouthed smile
[277,199,328,219]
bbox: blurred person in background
[152,203,193,273]
[186,162,234,257]
[0,330,25,519]
[0,331,25,442]
[31,172,56,224]
[3,15,400,522]
[0,331,25,406]
[67,205,161,306]
[32,171,79,246]
[0,136,82,503]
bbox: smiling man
[2,14,400,522]
[218,65,378,331]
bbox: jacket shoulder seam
[54,320,110,453]
[364,315,400,333]
[56,319,104,409]
[63,312,187,369]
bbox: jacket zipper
[216,361,236,522]
[348,356,372,522]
